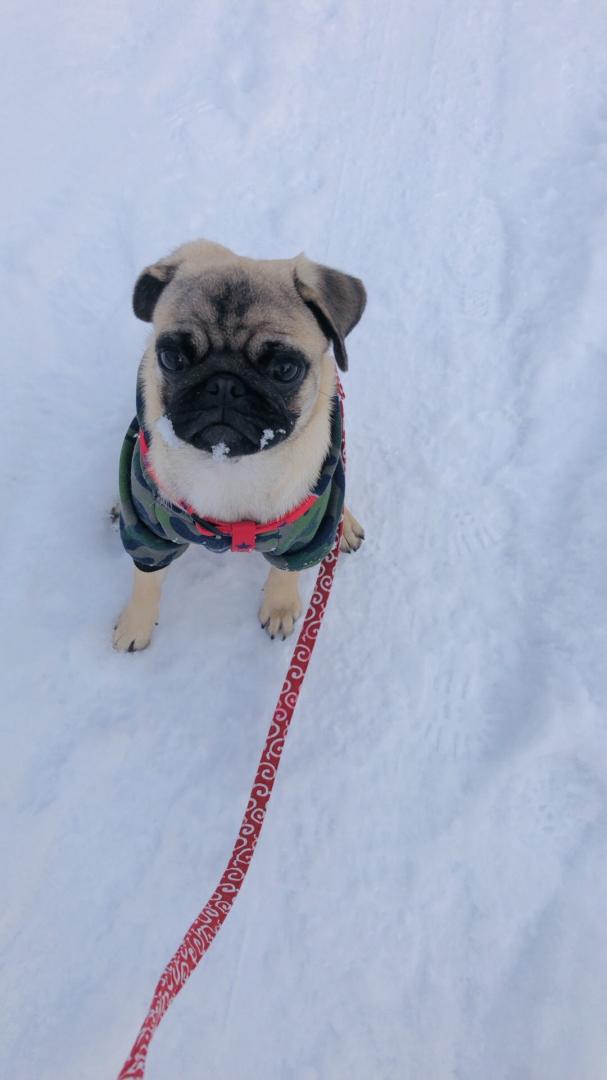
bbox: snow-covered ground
[3,2,607,1077]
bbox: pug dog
[113,239,366,652]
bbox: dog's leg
[340,505,365,553]
[113,567,167,652]
[259,567,302,640]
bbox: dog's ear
[132,239,235,321]
[132,257,178,322]
[294,255,366,371]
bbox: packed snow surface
[2,2,607,1078]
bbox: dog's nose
[205,374,246,402]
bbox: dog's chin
[189,423,255,459]
[171,419,291,459]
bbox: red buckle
[231,521,257,552]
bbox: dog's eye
[258,342,306,384]
[158,349,186,374]
[270,359,302,383]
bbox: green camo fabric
[119,396,344,573]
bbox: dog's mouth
[168,400,294,459]
[189,420,287,458]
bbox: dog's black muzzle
[166,363,297,457]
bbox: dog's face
[134,241,366,459]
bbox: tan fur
[114,240,365,651]
[113,567,166,652]
[340,506,365,554]
[259,567,303,640]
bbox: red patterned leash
[117,530,342,1079]
[117,385,346,1079]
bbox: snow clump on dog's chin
[259,427,286,450]
[156,416,233,461]
[211,441,231,462]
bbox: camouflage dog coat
[119,393,345,574]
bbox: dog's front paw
[259,569,302,640]
[113,605,157,652]
[340,506,365,554]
